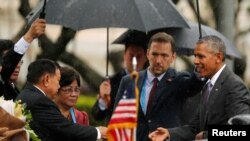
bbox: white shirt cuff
[98,98,107,111]
[14,37,30,54]
[96,127,101,139]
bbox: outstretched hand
[97,126,107,139]
[148,127,169,141]
[195,131,204,140]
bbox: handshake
[97,126,108,139]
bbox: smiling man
[149,35,250,141]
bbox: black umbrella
[149,22,241,58]
[112,30,148,48]
[26,0,189,31]
[26,0,190,76]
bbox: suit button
[148,120,151,123]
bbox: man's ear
[42,73,50,87]
[216,52,223,63]
[170,52,176,63]
[146,49,150,59]
[172,52,176,59]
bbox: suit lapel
[137,71,147,117]
[200,66,230,129]
[138,70,146,91]
[207,67,230,110]
[153,68,176,102]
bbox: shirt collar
[209,64,226,86]
[33,85,47,96]
[146,69,166,83]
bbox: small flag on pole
[107,57,139,141]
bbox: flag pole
[132,56,139,141]
[107,57,139,141]
[132,56,139,111]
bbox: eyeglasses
[60,87,80,94]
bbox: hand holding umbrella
[99,80,111,109]
[23,19,46,43]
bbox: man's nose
[155,56,162,63]
[194,57,199,64]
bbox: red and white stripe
[108,98,137,141]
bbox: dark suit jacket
[114,68,204,141]
[16,83,98,141]
[169,66,250,141]
[0,48,22,100]
[92,69,127,124]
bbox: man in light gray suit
[149,35,250,141]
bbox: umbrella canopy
[25,0,190,76]
[26,0,189,31]
[148,22,241,58]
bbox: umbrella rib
[131,0,147,32]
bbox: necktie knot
[153,78,158,85]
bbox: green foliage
[16,100,41,141]
[76,94,104,126]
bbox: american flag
[107,72,139,141]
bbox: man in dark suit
[16,59,107,141]
[91,30,148,124]
[114,32,204,141]
[0,18,46,100]
[149,35,250,141]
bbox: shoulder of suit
[172,70,194,82]
[119,70,146,81]
[220,68,244,85]
[110,70,126,81]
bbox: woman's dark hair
[59,67,80,87]
[27,59,60,84]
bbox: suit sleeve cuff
[14,37,30,54]
[96,127,101,139]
